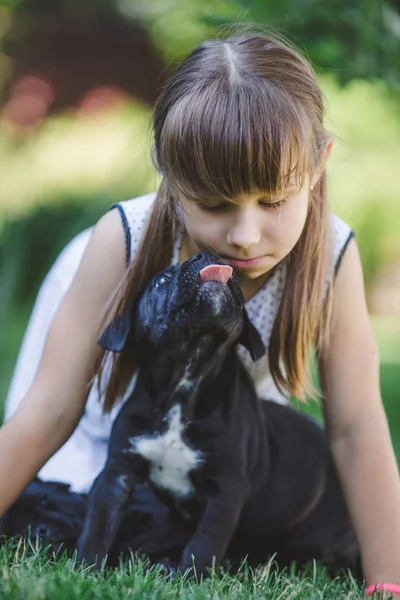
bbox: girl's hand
[368,591,400,599]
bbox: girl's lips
[221,255,267,268]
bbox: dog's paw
[156,557,178,578]
[76,547,105,570]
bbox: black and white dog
[76,252,359,576]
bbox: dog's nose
[36,525,49,538]
[189,253,205,263]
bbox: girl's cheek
[258,211,307,258]
[274,197,308,234]
[192,223,222,249]
[187,221,226,255]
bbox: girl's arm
[318,238,400,590]
[0,208,127,515]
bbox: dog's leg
[76,460,139,568]
[177,490,245,578]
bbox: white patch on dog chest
[129,405,203,500]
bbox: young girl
[3,30,400,596]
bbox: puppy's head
[136,252,246,353]
[99,252,266,386]
[0,480,87,554]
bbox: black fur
[0,479,86,554]
[0,479,192,565]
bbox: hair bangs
[159,80,313,203]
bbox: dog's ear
[239,309,266,361]
[97,308,133,353]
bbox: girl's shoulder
[328,213,355,279]
[111,192,157,266]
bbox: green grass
[0,539,368,600]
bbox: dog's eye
[154,274,171,288]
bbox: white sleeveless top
[4,192,354,493]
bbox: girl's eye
[259,198,289,211]
[197,198,289,213]
[197,203,229,213]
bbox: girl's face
[179,174,313,292]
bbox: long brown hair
[97,29,335,412]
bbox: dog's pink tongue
[198,264,233,284]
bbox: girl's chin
[235,259,276,276]
[235,266,273,283]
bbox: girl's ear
[311,137,334,188]
[238,309,266,361]
[97,308,133,353]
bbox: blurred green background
[0,0,399,456]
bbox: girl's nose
[226,210,261,249]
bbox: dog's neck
[140,339,238,418]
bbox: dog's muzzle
[170,253,235,311]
